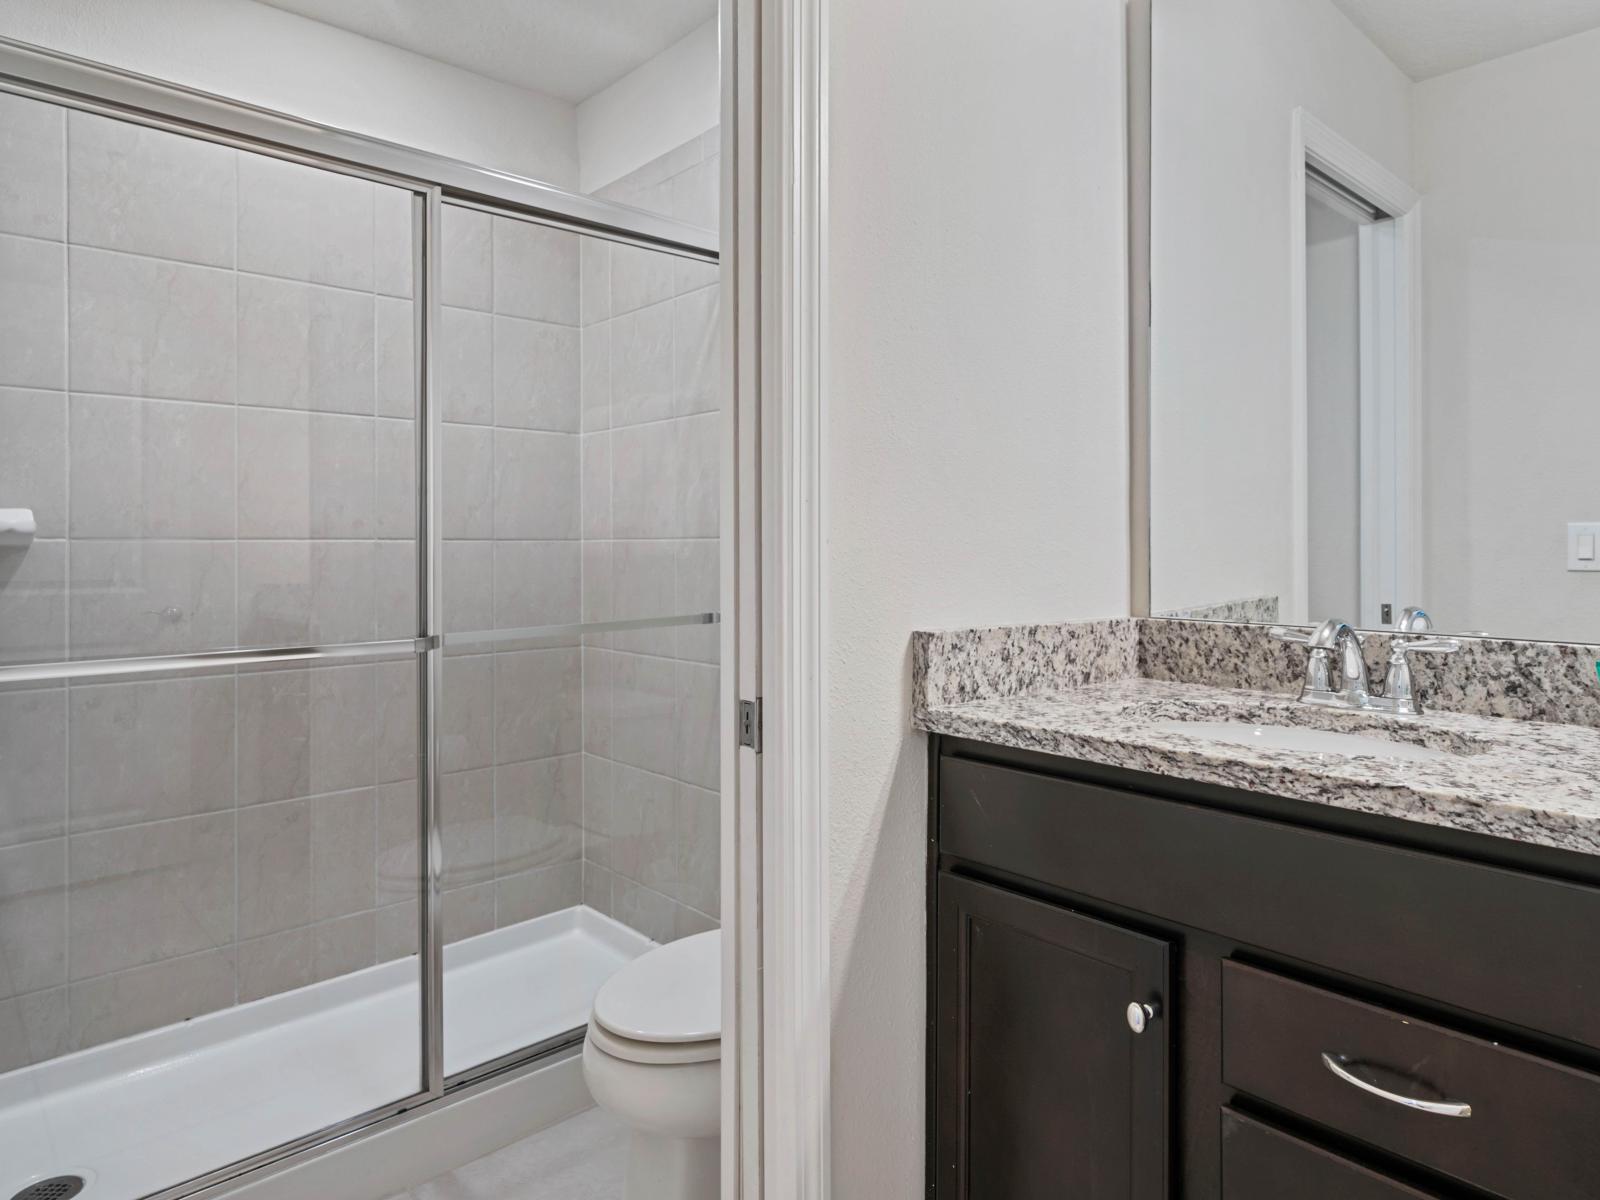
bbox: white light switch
[1568,523,1600,572]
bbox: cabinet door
[935,873,1170,1200]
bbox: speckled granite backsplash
[913,617,1600,730]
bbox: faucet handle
[1393,636,1461,656]
[1395,606,1433,633]
[1269,625,1313,645]
[1381,635,1461,716]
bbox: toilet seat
[587,1017,721,1066]
[592,930,721,1049]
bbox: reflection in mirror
[1148,0,1600,643]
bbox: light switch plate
[1568,522,1600,572]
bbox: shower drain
[10,1178,85,1200]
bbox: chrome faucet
[1271,614,1460,716]
[1271,619,1373,709]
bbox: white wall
[576,18,719,195]
[825,0,1130,1192]
[1149,0,1412,618]
[0,0,579,187]
[1413,27,1600,642]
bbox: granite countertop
[912,619,1600,857]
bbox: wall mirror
[1141,0,1600,644]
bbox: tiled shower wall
[0,96,722,1071]
[432,202,587,942]
[578,130,723,943]
[0,92,432,1067]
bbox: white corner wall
[576,18,719,194]
[0,0,579,187]
[1148,0,1412,618]
[825,0,1131,1192]
[1413,27,1600,642]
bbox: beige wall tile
[373,186,415,300]
[69,246,233,402]
[237,152,374,290]
[0,92,64,240]
[68,676,236,832]
[68,110,235,268]
[0,987,69,1071]
[493,648,581,764]
[0,540,65,665]
[0,389,65,538]
[495,861,580,927]
[0,838,65,999]
[441,205,491,312]
[492,429,579,540]
[494,754,581,876]
[438,306,492,424]
[493,217,578,325]
[611,302,675,426]
[67,812,234,980]
[0,686,66,847]
[492,540,581,632]
[68,540,236,658]
[493,315,580,432]
[311,789,377,921]
[580,238,610,325]
[67,948,234,1051]
[70,394,237,539]
[440,654,494,772]
[442,423,494,539]
[375,295,417,418]
[0,235,65,389]
[237,799,311,940]
[237,275,375,414]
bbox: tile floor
[386,1107,627,1200]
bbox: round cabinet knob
[1126,1001,1159,1034]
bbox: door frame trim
[729,0,832,1196]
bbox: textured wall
[826,0,1131,1193]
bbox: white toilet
[582,930,721,1200]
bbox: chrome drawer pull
[1321,1053,1473,1118]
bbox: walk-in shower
[0,25,721,1200]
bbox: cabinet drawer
[1221,1109,1441,1199]
[939,756,1600,1050]
[1222,961,1600,1200]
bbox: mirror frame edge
[1127,0,1153,619]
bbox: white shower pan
[0,906,651,1200]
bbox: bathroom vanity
[916,619,1600,1200]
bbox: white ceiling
[256,0,717,103]
[1331,0,1600,80]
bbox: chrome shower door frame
[0,33,719,1200]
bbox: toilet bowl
[582,930,720,1200]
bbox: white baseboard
[221,1050,593,1200]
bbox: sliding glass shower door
[0,66,722,1200]
[435,201,722,1080]
[0,92,428,1200]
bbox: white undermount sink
[1154,720,1453,763]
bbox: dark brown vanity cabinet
[928,738,1600,1200]
[934,873,1170,1199]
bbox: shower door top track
[0,34,719,260]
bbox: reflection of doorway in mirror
[1305,167,1404,629]
[1290,111,1421,630]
